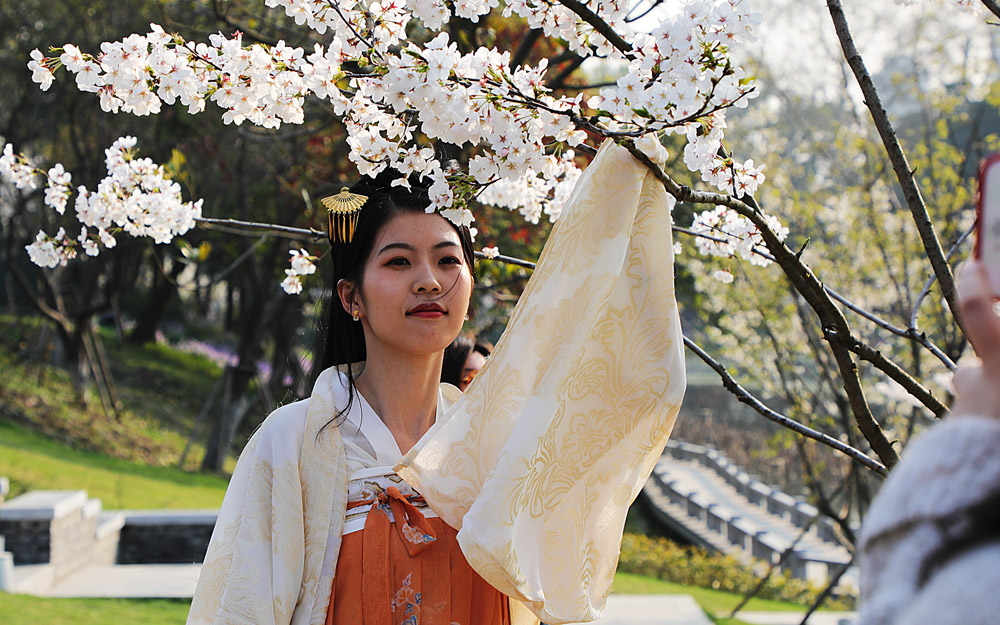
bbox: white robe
[186,140,686,625]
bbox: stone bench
[0,490,118,590]
[117,510,218,564]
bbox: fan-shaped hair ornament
[321,187,368,244]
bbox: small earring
[464,313,470,320]
[352,310,360,322]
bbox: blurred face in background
[460,349,486,390]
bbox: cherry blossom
[689,204,786,268]
[281,271,305,295]
[17,0,805,293]
[281,248,319,294]
[3,138,201,267]
[712,269,735,283]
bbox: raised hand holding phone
[952,260,1000,421]
[975,154,1000,299]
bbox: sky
[738,0,999,104]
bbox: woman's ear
[337,279,358,318]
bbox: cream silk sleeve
[187,369,349,625]
[395,140,686,624]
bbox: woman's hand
[952,260,1000,420]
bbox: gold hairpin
[321,187,368,244]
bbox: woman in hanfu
[185,140,687,625]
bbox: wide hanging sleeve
[396,140,687,624]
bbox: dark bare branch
[825,286,955,369]
[510,29,542,68]
[554,0,635,58]
[684,336,887,476]
[823,327,947,418]
[826,0,962,331]
[195,216,325,241]
[910,220,975,330]
[622,139,900,468]
[979,0,1000,20]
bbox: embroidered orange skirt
[326,486,510,625]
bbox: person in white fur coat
[858,259,1000,625]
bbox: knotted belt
[356,486,440,625]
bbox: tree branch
[825,285,955,369]
[684,336,887,476]
[796,556,855,625]
[979,0,1000,20]
[826,0,962,332]
[510,29,542,68]
[195,216,325,241]
[622,139,900,468]
[823,327,947,418]
[909,220,974,330]
[9,262,71,335]
[554,0,635,58]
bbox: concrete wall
[117,511,216,564]
[0,489,223,592]
[652,442,856,585]
[661,441,848,547]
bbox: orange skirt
[326,486,510,625]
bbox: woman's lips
[409,311,445,318]
[407,303,446,317]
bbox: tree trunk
[200,255,275,471]
[201,361,259,472]
[55,323,90,405]
[130,249,184,345]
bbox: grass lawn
[0,314,249,470]
[0,593,192,625]
[613,571,817,621]
[0,420,228,509]
[0,313,244,506]
[0,573,783,625]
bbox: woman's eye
[439,256,461,265]
[387,257,410,266]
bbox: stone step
[644,455,854,584]
[661,442,851,546]
[656,459,850,554]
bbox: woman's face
[459,350,487,390]
[344,211,472,358]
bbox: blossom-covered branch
[2,137,201,268]
[27,0,763,234]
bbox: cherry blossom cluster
[44,27,315,126]
[2,137,201,269]
[1,143,41,190]
[475,151,583,223]
[281,248,319,295]
[24,0,784,293]
[31,0,763,215]
[690,205,788,268]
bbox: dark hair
[441,334,475,387]
[441,335,492,388]
[316,168,476,427]
[917,487,1000,587]
[474,340,492,359]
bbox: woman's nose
[414,262,442,293]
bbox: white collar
[337,370,444,467]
